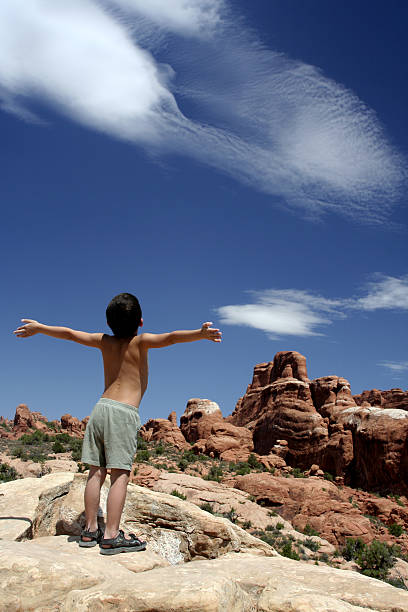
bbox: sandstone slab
[0,472,74,541]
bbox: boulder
[32,472,274,563]
[180,398,223,442]
[0,472,75,540]
[60,413,84,437]
[139,413,189,450]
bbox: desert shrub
[235,462,251,476]
[68,438,83,461]
[0,422,11,431]
[247,453,262,469]
[0,462,18,482]
[45,421,57,430]
[303,524,320,537]
[388,523,403,537]
[204,465,223,482]
[11,446,26,460]
[242,520,252,529]
[182,450,197,463]
[199,502,214,514]
[304,538,320,552]
[268,510,278,517]
[276,522,284,530]
[358,540,397,580]
[136,434,147,450]
[222,507,237,523]
[27,449,47,463]
[155,443,165,456]
[323,472,334,482]
[52,440,65,454]
[292,467,306,479]
[178,458,189,472]
[265,524,276,531]
[55,433,71,443]
[135,449,150,462]
[20,430,49,445]
[171,489,187,500]
[342,537,366,561]
[281,541,300,560]
[386,577,408,590]
[319,552,329,562]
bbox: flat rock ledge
[1,472,407,611]
[1,543,407,611]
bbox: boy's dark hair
[106,293,142,338]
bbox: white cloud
[378,361,408,373]
[104,0,224,37]
[0,0,406,222]
[216,275,408,338]
[217,289,343,338]
[354,276,408,311]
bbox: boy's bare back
[13,320,222,409]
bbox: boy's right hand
[200,322,222,342]
[13,319,42,338]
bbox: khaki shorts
[81,398,141,471]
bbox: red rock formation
[180,399,253,461]
[60,414,84,437]
[338,406,408,494]
[139,413,189,450]
[354,388,408,411]
[229,472,375,547]
[229,352,328,467]
[180,399,223,443]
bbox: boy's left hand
[13,319,41,338]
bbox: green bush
[386,577,408,590]
[388,523,403,537]
[52,440,65,454]
[276,522,284,530]
[0,422,11,431]
[45,421,57,430]
[0,462,18,482]
[204,465,223,482]
[342,537,366,561]
[281,541,300,560]
[177,458,189,471]
[323,472,334,482]
[235,462,251,476]
[11,446,26,460]
[182,450,197,463]
[27,450,48,463]
[155,443,165,455]
[199,502,214,514]
[77,462,90,473]
[135,449,151,462]
[247,453,262,469]
[242,520,252,529]
[303,524,320,537]
[292,467,306,478]
[358,540,397,580]
[20,430,49,445]
[222,507,237,523]
[55,433,71,443]
[136,434,147,450]
[304,538,320,552]
[171,489,187,500]
[68,438,83,461]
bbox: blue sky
[1,0,407,423]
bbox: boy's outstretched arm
[140,322,222,349]
[13,319,103,348]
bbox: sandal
[99,529,147,555]
[79,525,105,548]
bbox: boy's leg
[83,465,107,538]
[104,468,134,540]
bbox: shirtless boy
[13,293,222,554]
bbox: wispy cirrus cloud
[0,0,406,222]
[216,275,408,338]
[378,361,408,373]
